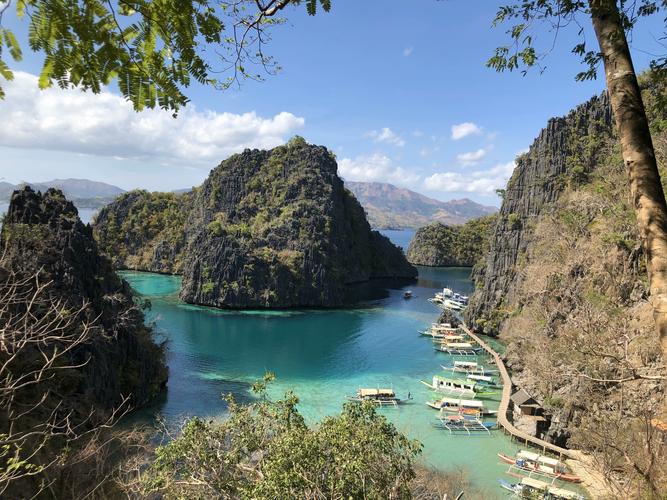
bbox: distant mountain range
[1,178,496,229]
[0,179,125,208]
[345,181,497,229]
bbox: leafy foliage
[136,375,421,499]
[488,1,667,82]
[0,0,331,111]
[406,215,497,267]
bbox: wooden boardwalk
[460,323,612,498]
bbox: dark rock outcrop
[94,138,417,308]
[1,187,168,411]
[465,93,613,331]
[406,215,496,267]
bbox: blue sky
[0,1,664,206]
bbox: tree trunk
[589,1,667,368]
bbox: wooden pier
[460,323,612,498]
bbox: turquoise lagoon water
[121,264,524,498]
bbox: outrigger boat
[498,477,584,499]
[426,396,497,416]
[466,373,502,388]
[435,342,484,356]
[418,329,463,340]
[441,360,499,375]
[432,414,495,435]
[420,375,490,398]
[498,450,581,483]
[347,388,412,406]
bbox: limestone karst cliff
[94,138,417,308]
[464,76,667,493]
[406,215,496,267]
[1,186,168,411]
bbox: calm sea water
[379,228,415,252]
[121,258,523,497]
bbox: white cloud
[456,148,488,165]
[365,127,405,147]
[1,72,305,164]
[424,161,515,194]
[451,122,482,140]
[338,154,420,185]
[403,46,414,57]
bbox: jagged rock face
[406,216,496,267]
[1,187,167,410]
[94,139,416,308]
[94,190,192,274]
[465,93,613,331]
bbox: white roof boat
[441,361,499,375]
[442,342,476,349]
[442,299,464,311]
[432,414,494,435]
[498,478,584,500]
[430,323,458,331]
[435,345,484,356]
[347,387,412,406]
[466,374,501,387]
[425,396,497,416]
[421,376,478,398]
[498,450,581,483]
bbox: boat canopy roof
[444,342,474,348]
[359,388,394,397]
[468,374,494,382]
[437,397,484,408]
[517,451,562,467]
[454,361,478,368]
[517,450,541,462]
[434,375,472,384]
[548,486,581,499]
[520,477,549,490]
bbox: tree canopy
[0,0,330,111]
[487,0,666,83]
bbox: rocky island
[94,138,417,308]
[406,215,496,267]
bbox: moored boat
[466,373,502,388]
[498,450,581,483]
[420,375,484,398]
[426,396,498,417]
[435,345,484,356]
[432,414,495,435]
[441,360,499,375]
[498,478,584,499]
[347,388,412,406]
[403,290,413,299]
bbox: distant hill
[0,179,125,208]
[345,181,497,229]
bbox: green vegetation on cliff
[0,187,167,497]
[467,76,667,495]
[94,138,416,308]
[94,190,193,273]
[406,215,496,267]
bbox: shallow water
[122,265,529,497]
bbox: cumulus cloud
[403,46,414,57]
[365,127,405,147]
[456,148,488,165]
[451,122,482,140]
[1,71,305,164]
[424,161,515,194]
[338,153,420,185]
